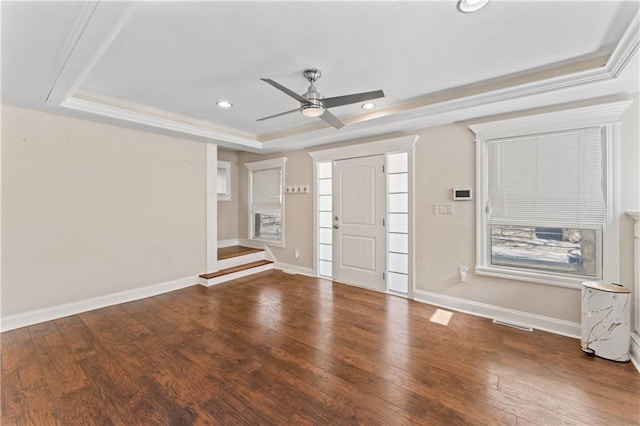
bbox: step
[218,246,264,260]
[217,246,266,270]
[199,260,274,287]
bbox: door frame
[308,135,418,299]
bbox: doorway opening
[310,135,416,298]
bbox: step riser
[199,263,274,287]
[217,251,266,270]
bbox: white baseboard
[217,238,240,248]
[274,262,315,277]
[413,289,581,339]
[1,275,198,332]
[238,238,266,250]
[631,332,640,373]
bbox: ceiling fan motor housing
[301,69,325,117]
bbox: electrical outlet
[459,266,469,282]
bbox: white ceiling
[2,1,639,153]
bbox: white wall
[1,105,207,317]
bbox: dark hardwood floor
[2,270,639,425]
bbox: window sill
[474,265,590,289]
[218,194,231,201]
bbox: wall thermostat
[453,188,472,200]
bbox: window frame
[246,157,287,248]
[470,101,630,289]
[217,160,232,201]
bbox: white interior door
[333,155,386,291]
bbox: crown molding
[61,96,263,151]
[51,8,639,152]
[47,1,141,106]
[468,100,632,140]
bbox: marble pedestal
[581,281,631,362]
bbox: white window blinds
[251,168,282,210]
[217,167,227,194]
[487,126,606,230]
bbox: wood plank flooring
[2,270,639,425]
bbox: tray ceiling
[2,1,639,152]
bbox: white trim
[631,332,640,373]
[238,238,267,250]
[46,2,139,106]
[244,156,287,171]
[468,101,632,140]
[474,266,585,289]
[47,11,638,152]
[308,135,418,162]
[218,251,266,270]
[607,12,640,79]
[273,262,315,277]
[206,143,218,273]
[472,102,629,288]
[62,96,262,151]
[1,275,198,332]
[309,135,418,281]
[217,239,240,248]
[246,157,287,248]
[217,160,232,200]
[413,289,580,339]
[198,263,274,287]
[603,124,621,283]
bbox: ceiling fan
[257,68,385,129]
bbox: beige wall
[238,150,314,267]
[1,105,206,316]
[217,149,240,241]
[234,94,639,324]
[414,124,580,321]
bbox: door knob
[333,224,339,229]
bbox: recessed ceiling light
[457,0,490,13]
[361,102,376,110]
[216,100,233,108]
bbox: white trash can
[581,281,631,362]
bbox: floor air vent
[492,319,533,332]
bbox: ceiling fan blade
[256,108,300,121]
[319,109,345,129]
[261,78,309,104]
[322,89,385,109]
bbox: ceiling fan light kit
[258,68,385,129]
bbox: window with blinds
[471,101,629,287]
[217,160,231,201]
[485,127,604,278]
[246,157,287,246]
